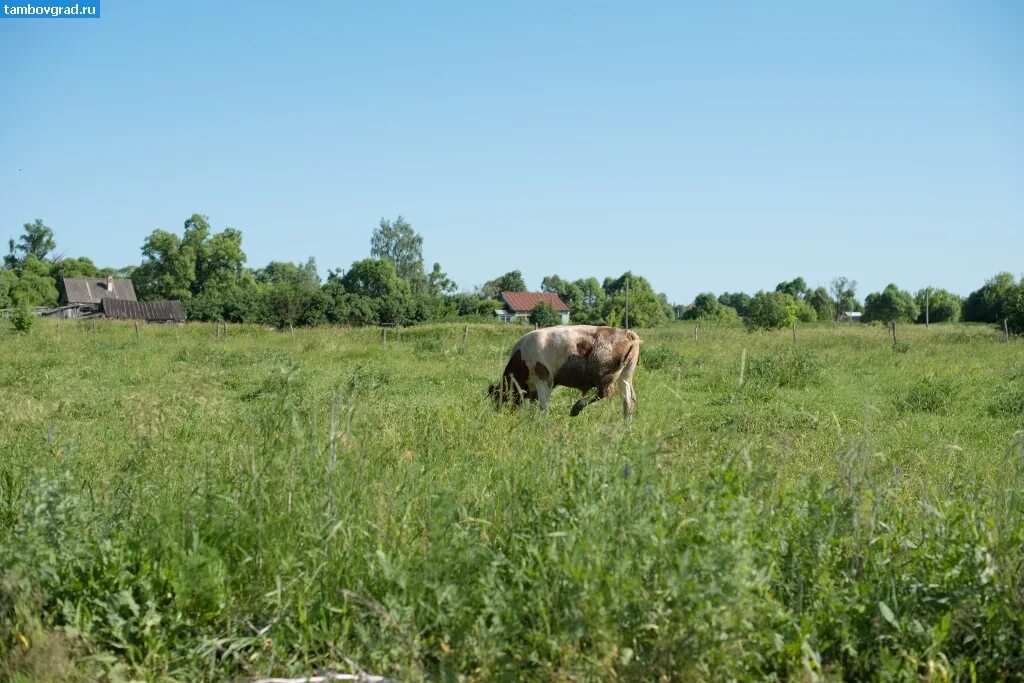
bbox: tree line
[679,274,1024,333]
[3,215,1022,333]
[1,215,675,327]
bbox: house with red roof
[495,291,571,324]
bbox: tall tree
[862,284,919,324]
[5,219,56,270]
[370,216,425,284]
[133,214,249,309]
[830,277,858,320]
[601,272,668,328]
[718,292,752,318]
[806,287,834,322]
[427,262,456,296]
[482,270,527,299]
[914,288,961,324]
[962,272,1016,323]
[775,277,809,300]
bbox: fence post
[739,348,747,387]
[290,324,294,339]
[792,321,797,343]
[135,321,140,340]
[463,325,469,346]
[891,321,897,346]
[694,325,698,340]
[1005,319,1010,343]
[382,327,387,343]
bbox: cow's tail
[605,331,641,397]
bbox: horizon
[2,2,1022,303]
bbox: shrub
[10,303,33,333]
[747,348,825,389]
[641,344,684,371]
[895,374,960,413]
[529,301,561,327]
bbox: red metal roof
[501,291,569,313]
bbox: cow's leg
[569,389,602,416]
[617,363,638,419]
[621,380,637,418]
[535,380,552,411]
[532,361,553,411]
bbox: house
[59,275,137,305]
[494,291,571,324]
[54,276,185,322]
[838,311,863,323]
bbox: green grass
[1,319,1023,681]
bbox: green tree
[371,216,425,285]
[0,269,16,308]
[806,287,833,322]
[718,292,752,318]
[744,291,798,331]
[830,277,859,320]
[482,270,527,299]
[775,277,809,300]
[341,258,413,324]
[1006,280,1024,334]
[914,288,961,324]
[52,256,111,279]
[962,272,1016,323]
[681,292,724,320]
[862,284,919,324]
[11,301,34,332]
[601,272,668,328]
[427,263,456,296]
[5,219,56,270]
[529,301,561,327]
[10,255,58,306]
[133,215,249,311]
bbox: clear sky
[1,1,1021,303]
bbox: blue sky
[1,1,1021,303]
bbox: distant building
[53,276,185,322]
[838,311,863,322]
[495,291,570,324]
[59,275,137,305]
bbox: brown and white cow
[489,325,641,418]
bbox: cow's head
[488,376,524,409]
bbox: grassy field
[1,319,1023,681]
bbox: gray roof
[60,277,137,304]
[101,297,184,322]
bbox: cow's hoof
[569,402,584,417]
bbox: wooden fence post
[463,325,469,346]
[792,321,797,343]
[891,321,897,346]
[739,348,747,387]
[1005,319,1010,343]
[135,321,140,340]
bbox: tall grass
[1,320,1022,681]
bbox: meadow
[1,319,1022,682]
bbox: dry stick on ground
[244,673,398,683]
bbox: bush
[744,291,797,331]
[10,303,33,333]
[529,301,561,327]
[895,374,960,413]
[747,348,825,389]
[641,344,684,371]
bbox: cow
[489,325,641,418]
